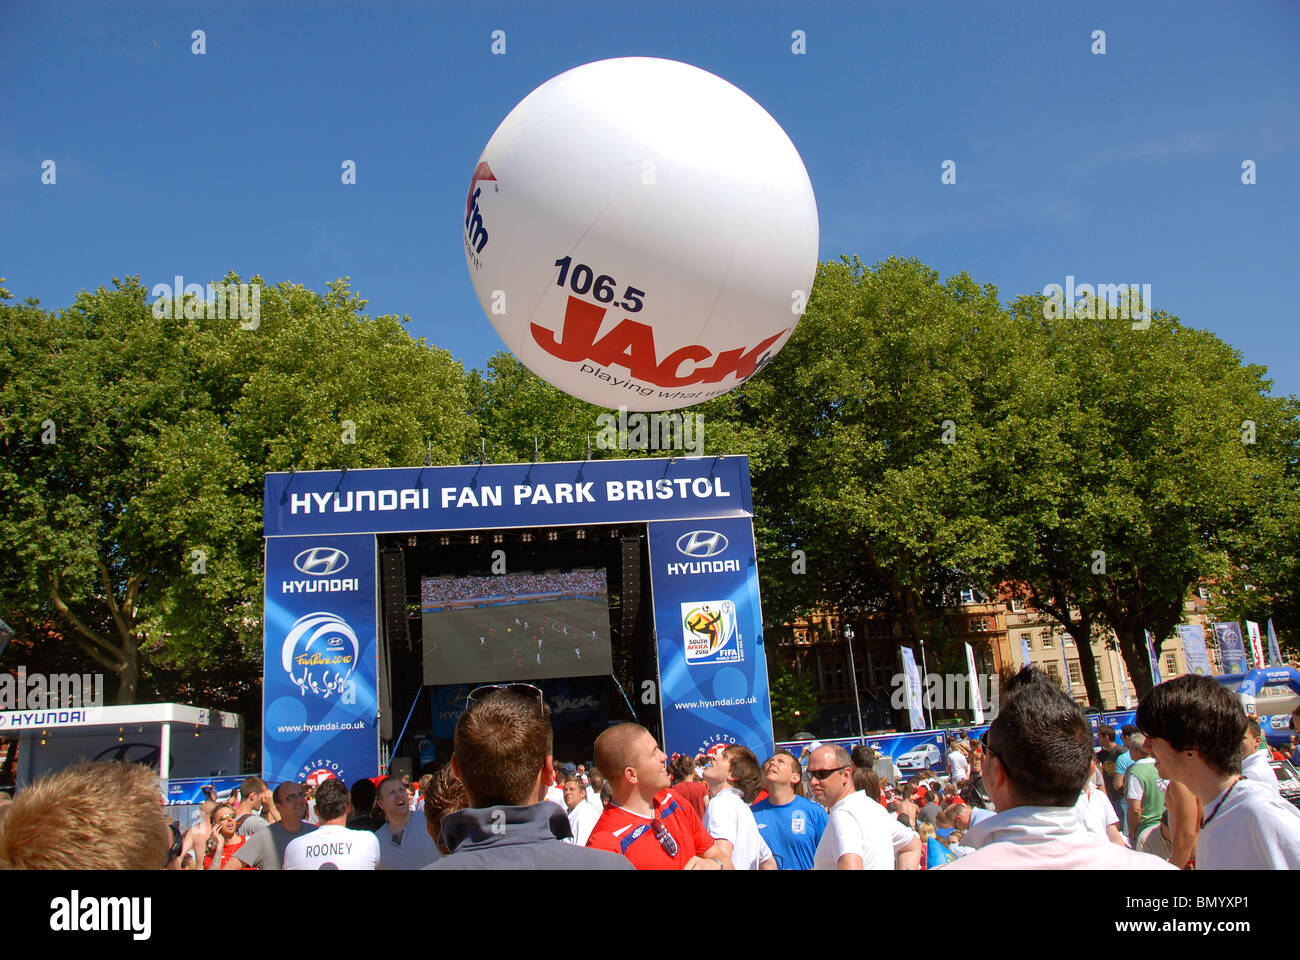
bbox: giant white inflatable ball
[464,57,819,412]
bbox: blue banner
[262,534,379,788]
[778,730,952,776]
[901,647,925,731]
[1019,635,1031,669]
[1214,622,1249,674]
[1178,624,1211,676]
[1145,630,1162,686]
[264,458,754,537]
[1267,619,1283,667]
[648,517,774,762]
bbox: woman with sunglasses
[203,803,251,870]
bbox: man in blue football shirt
[750,749,828,870]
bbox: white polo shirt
[1074,783,1120,839]
[813,790,916,870]
[566,800,600,847]
[1197,777,1300,870]
[1241,749,1281,794]
[701,787,773,870]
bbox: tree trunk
[1064,610,1105,709]
[1113,621,1154,699]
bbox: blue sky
[4,0,1298,398]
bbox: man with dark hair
[347,779,384,831]
[1137,674,1300,869]
[939,668,1173,870]
[587,723,731,869]
[283,778,380,870]
[751,750,827,870]
[701,744,776,870]
[1096,724,1124,820]
[1240,717,1281,794]
[808,744,921,870]
[429,685,631,870]
[226,781,317,870]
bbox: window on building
[867,619,891,639]
[960,589,977,605]
[1068,662,1082,685]
[1042,634,1054,649]
[1010,598,1026,613]
[1046,663,1061,685]
[970,617,990,633]
[1164,654,1178,676]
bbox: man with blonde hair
[0,761,172,870]
[586,722,733,870]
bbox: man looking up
[938,668,1173,871]
[808,744,921,870]
[701,744,776,870]
[751,749,827,870]
[587,723,733,870]
[227,781,316,870]
[1137,674,1300,869]
[428,685,631,870]
[375,775,440,869]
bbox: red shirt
[670,779,709,821]
[587,789,714,869]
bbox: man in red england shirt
[587,723,734,870]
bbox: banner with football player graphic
[647,517,774,763]
[262,534,379,787]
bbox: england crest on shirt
[792,812,806,835]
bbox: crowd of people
[421,571,605,607]
[1,669,1298,870]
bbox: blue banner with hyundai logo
[647,517,774,762]
[262,534,379,788]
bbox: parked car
[1269,757,1300,811]
[896,743,941,772]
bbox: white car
[896,743,941,772]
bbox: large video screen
[420,569,613,685]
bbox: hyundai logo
[676,531,728,558]
[294,547,349,576]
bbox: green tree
[999,293,1300,697]
[0,275,472,710]
[766,657,821,740]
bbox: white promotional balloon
[464,57,819,411]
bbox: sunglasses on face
[806,765,849,781]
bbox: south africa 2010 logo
[681,600,741,664]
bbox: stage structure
[261,456,775,786]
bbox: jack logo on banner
[262,534,379,788]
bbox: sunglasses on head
[467,683,546,715]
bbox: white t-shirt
[947,750,969,782]
[1074,784,1120,839]
[701,788,773,870]
[1241,750,1281,794]
[566,801,600,847]
[813,790,916,870]
[1197,777,1300,870]
[283,823,381,870]
[585,786,605,817]
[1125,758,1167,801]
